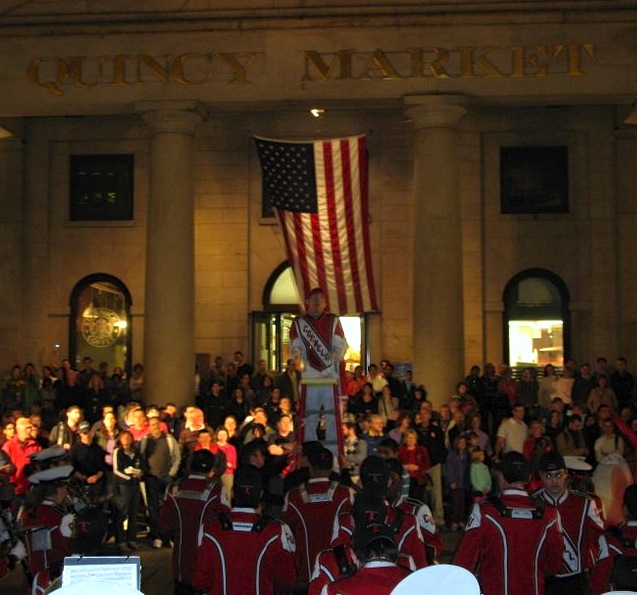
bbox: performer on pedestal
[290,287,346,465]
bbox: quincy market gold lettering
[26,53,255,96]
[26,43,596,96]
[303,43,596,80]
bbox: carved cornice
[0,2,636,37]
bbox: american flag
[255,135,378,314]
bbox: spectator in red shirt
[2,416,41,502]
[523,420,547,461]
[128,408,150,442]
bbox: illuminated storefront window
[508,319,563,367]
[503,270,570,370]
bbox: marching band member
[20,465,75,594]
[290,287,347,464]
[191,465,297,595]
[160,449,228,595]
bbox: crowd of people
[1,353,637,594]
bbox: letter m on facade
[303,50,354,80]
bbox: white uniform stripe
[486,514,509,595]
[255,535,278,595]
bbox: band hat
[564,455,593,472]
[360,456,390,495]
[233,465,263,508]
[306,445,333,470]
[539,451,567,472]
[189,449,216,474]
[301,441,324,458]
[352,522,396,551]
[28,446,68,463]
[78,421,92,433]
[391,565,481,595]
[351,492,386,528]
[497,451,530,484]
[28,465,73,485]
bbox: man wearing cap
[534,451,605,595]
[321,522,411,595]
[70,420,106,502]
[2,416,41,505]
[454,451,563,595]
[283,444,354,586]
[191,466,297,595]
[20,465,75,590]
[160,450,228,595]
[290,287,347,463]
[332,457,428,569]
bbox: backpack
[333,544,356,578]
[488,495,545,519]
[611,553,637,591]
[218,510,270,533]
[607,526,637,591]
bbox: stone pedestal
[404,95,467,405]
[141,102,202,407]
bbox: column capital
[137,101,203,134]
[404,94,468,129]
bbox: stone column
[22,120,51,365]
[404,95,467,406]
[139,102,202,407]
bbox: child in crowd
[469,446,491,501]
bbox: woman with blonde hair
[398,427,430,502]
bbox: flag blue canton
[255,139,318,213]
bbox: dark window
[70,154,134,221]
[500,146,568,214]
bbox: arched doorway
[503,269,570,371]
[252,262,366,373]
[69,274,133,375]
